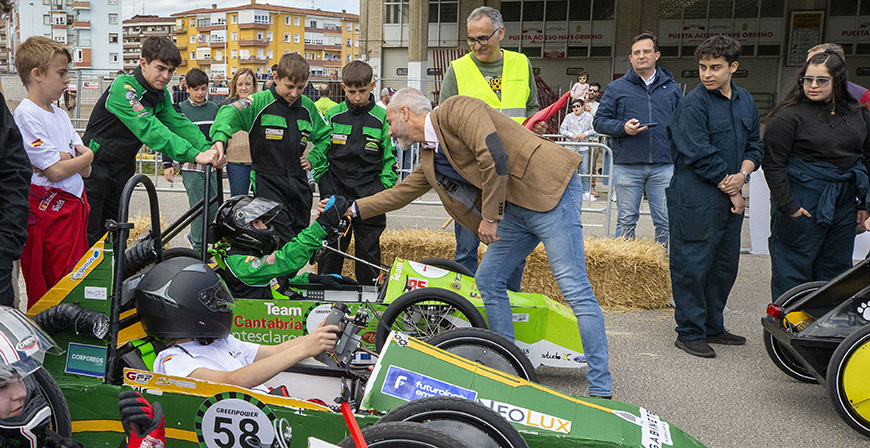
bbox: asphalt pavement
[122,182,870,448]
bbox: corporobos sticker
[195,392,276,448]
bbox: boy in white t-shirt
[13,37,93,309]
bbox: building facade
[122,14,176,74]
[0,18,9,72]
[361,0,870,113]
[172,1,360,79]
[9,0,123,72]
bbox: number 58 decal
[196,392,277,448]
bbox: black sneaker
[309,180,317,193]
[675,339,715,358]
[707,330,746,345]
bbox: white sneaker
[583,192,597,202]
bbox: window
[266,31,273,41]
[231,15,237,24]
[257,31,263,40]
[267,49,273,58]
[190,51,195,60]
[354,39,359,47]
[197,18,210,27]
[109,14,118,25]
[294,16,300,26]
[109,33,118,43]
[231,32,237,41]
[254,14,269,24]
[347,23,352,31]
[110,53,119,63]
[309,20,317,28]
[43,14,50,25]
[42,0,48,4]
[304,52,308,59]
[285,17,291,25]
[346,38,352,47]
[293,33,300,43]
[285,50,291,54]
[384,0,410,24]
[74,49,83,62]
[108,0,118,4]
[231,49,238,58]
[347,54,351,62]
[190,35,196,43]
[190,19,195,27]
[285,33,290,42]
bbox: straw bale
[128,216,169,247]
[338,229,671,310]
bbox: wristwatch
[740,170,751,183]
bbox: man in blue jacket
[667,36,763,358]
[594,33,682,247]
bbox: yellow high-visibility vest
[451,50,530,123]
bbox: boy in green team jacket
[82,36,224,246]
[210,53,330,246]
[307,61,397,285]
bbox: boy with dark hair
[161,68,219,252]
[210,53,330,246]
[307,60,397,285]
[82,36,223,246]
[667,35,763,358]
[13,37,93,308]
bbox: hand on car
[305,320,340,357]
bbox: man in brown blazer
[341,88,612,398]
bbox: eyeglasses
[571,105,583,108]
[466,28,499,47]
[800,76,831,88]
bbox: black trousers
[254,173,313,246]
[85,177,122,247]
[317,213,386,286]
[0,256,15,307]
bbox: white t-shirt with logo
[154,334,266,391]
[13,99,85,197]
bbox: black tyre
[34,367,72,438]
[763,281,826,383]
[426,328,538,382]
[379,396,528,448]
[375,288,487,352]
[826,324,870,437]
[419,258,474,277]
[124,246,203,278]
[337,421,471,448]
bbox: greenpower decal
[195,392,276,448]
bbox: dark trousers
[318,213,385,285]
[0,256,14,307]
[254,173,312,246]
[768,181,857,301]
[85,178,122,247]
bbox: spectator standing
[327,69,342,102]
[210,53,331,246]
[223,68,258,197]
[263,64,278,91]
[172,75,189,104]
[376,87,395,110]
[570,69,590,102]
[586,82,601,115]
[81,36,223,246]
[161,69,219,252]
[586,82,603,196]
[314,83,338,116]
[14,37,94,309]
[764,51,870,302]
[667,36,763,358]
[560,99,597,201]
[594,32,682,247]
[347,90,611,398]
[308,61,397,285]
[439,6,546,287]
[209,74,227,104]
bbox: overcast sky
[123,0,360,20]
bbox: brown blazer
[357,96,581,237]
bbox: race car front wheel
[337,421,471,448]
[378,396,529,448]
[827,324,870,437]
[425,328,539,382]
[763,281,826,383]
[34,367,72,438]
[375,288,487,352]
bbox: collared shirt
[424,112,439,150]
[643,72,656,87]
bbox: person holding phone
[594,32,682,247]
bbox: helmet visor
[236,197,281,227]
[0,308,61,384]
[198,279,235,313]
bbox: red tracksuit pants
[22,185,90,309]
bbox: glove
[118,390,166,448]
[316,195,353,232]
[309,273,359,288]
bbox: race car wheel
[426,328,539,382]
[826,324,870,437]
[419,258,474,277]
[379,396,529,448]
[375,288,487,352]
[763,281,826,384]
[337,421,471,448]
[34,367,72,438]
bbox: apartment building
[122,15,176,73]
[9,0,123,71]
[172,1,360,78]
[0,18,8,72]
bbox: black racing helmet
[214,195,281,255]
[135,257,234,341]
[0,307,62,448]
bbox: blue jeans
[225,162,252,197]
[475,175,611,396]
[578,149,590,193]
[455,225,524,291]
[612,163,673,247]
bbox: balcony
[239,39,268,47]
[0,51,7,59]
[52,24,66,30]
[71,21,90,29]
[123,41,138,48]
[176,43,187,50]
[239,56,269,65]
[175,25,187,34]
[209,41,227,48]
[323,59,341,67]
[178,60,187,67]
[71,1,89,9]
[144,29,169,35]
[197,24,225,32]
[304,43,338,51]
[238,22,269,30]
[195,58,212,66]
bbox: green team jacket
[210,88,330,180]
[82,67,210,182]
[217,222,327,298]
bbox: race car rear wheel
[337,421,471,448]
[419,258,474,277]
[34,367,72,438]
[379,396,528,448]
[426,328,539,382]
[827,324,870,437]
[375,288,487,352]
[763,281,826,383]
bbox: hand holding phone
[637,122,658,128]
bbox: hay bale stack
[128,216,169,247]
[340,229,671,310]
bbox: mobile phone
[637,122,658,128]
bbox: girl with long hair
[223,68,258,196]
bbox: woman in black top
[763,51,870,301]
